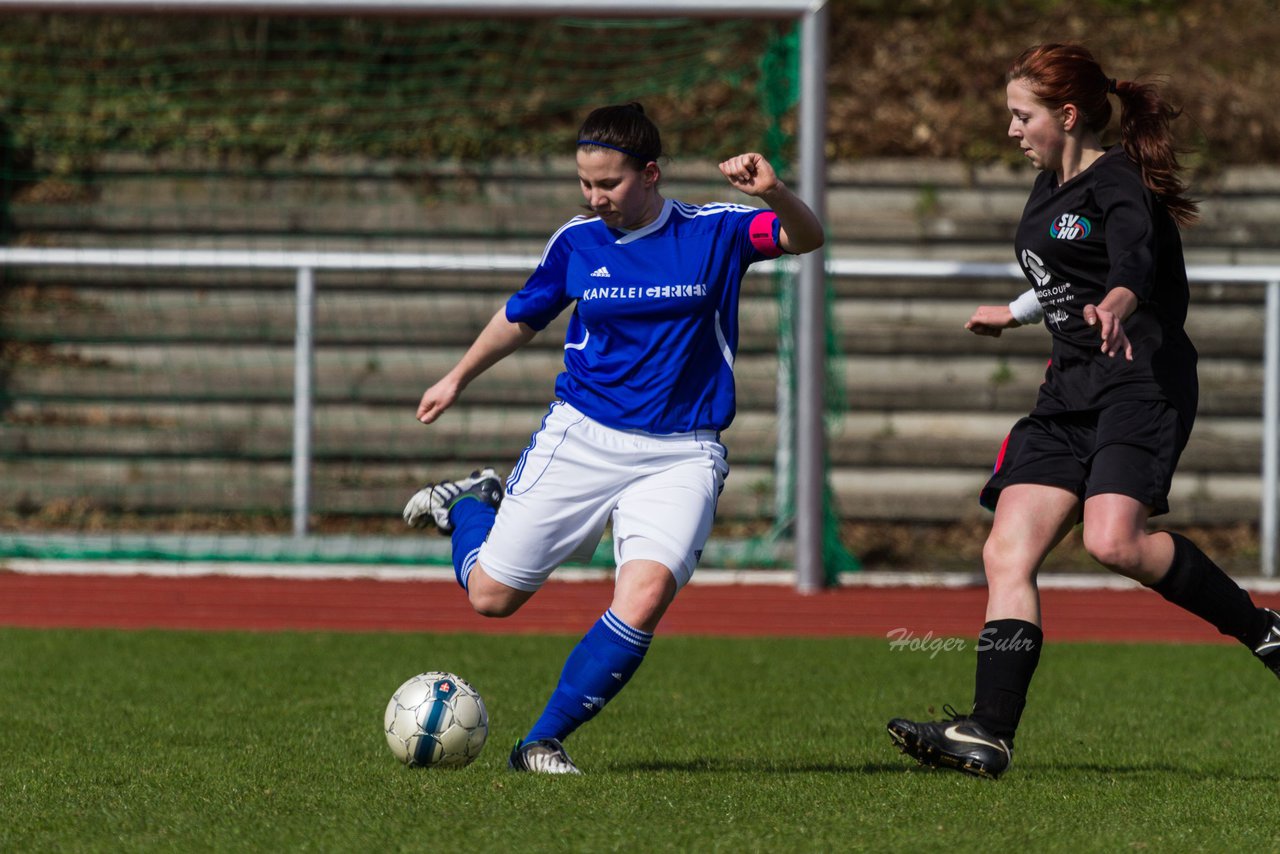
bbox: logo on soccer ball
[1049,213,1092,240]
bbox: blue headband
[577,139,653,162]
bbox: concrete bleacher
[3,157,1278,527]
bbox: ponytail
[1114,80,1199,227]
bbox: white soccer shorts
[476,400,728,592]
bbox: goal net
[0,9,854,576]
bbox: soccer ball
[383,671,488,768]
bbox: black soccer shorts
[979,399,1191,517]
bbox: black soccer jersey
[1014,146,1198,422]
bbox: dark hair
[1009,43,1198,227]
[576,102,662,169]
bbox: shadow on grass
[607,758,910,775]
[1028,761,1280,783]
[609,758,1280,783]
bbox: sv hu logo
[1050,213,1092,240]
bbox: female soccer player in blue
[887,44,1280,780]
[403,103,825,773]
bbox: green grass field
[2,627,1276,852]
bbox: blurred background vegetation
[825,0,1280,168]
[0,0,1276,172]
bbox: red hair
[1008,44,1198,227]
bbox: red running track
[2,573,1278,643]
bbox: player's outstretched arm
[718,152,824,254]
[416,308,536,425]
[965,305,1021,338]
[967,288,1043,337]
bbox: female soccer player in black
[887,43,1280,779]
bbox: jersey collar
[613,198,673,245]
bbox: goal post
[0,0,838,589]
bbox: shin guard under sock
[448,497,496,591]
[971,618,1043,745]
[1151,532,1270,648]
[524,609,651,745]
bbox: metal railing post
[1263,280,1279,577]
[794,0,828,593]
[293,266,316,538]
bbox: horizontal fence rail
[2,247,1277,577]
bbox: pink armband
[748,211,784,258]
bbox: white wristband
[1009,288,1043,325]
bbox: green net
[0,15,779,173]
[0,13,853,580]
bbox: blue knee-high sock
[448,497,496,591]
[524,609,652,744]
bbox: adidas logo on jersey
[590,266,611,278]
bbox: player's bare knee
[981,536,1007,577]
[613,561,679,631]
[472,601,519,619]
[982,538,1035,589]
[464,565,531,618]
[1083,529,1142,577]
[633,576,671,615]
[467,588,522,618]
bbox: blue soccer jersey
[505,198,784,434]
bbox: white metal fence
[1,247,1277,579]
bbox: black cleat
[887,704,1012,779]
[402,467,503,533]
[1254,608,1280,680]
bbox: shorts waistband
[555,400,721,445]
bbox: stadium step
[4,157,1279,529]
[0,401,1265,476]
[0,458,1258,528]
[2,288,1269,358]
[1,343,1266,417]
[11,156,1280,253]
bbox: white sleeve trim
[1009,288,1044,325]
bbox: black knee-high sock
[1150,532,1270,648]
[970,619,1043,745]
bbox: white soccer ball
[383,671,488,768]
